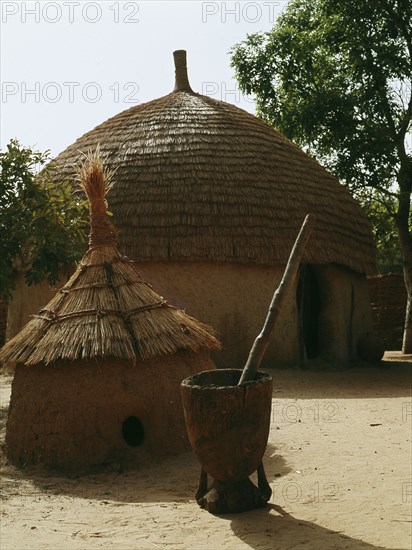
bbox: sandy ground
[1,353,411,550]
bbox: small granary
[7,50,377,368]
[0,153,220,471]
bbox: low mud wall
[368,273,406,351]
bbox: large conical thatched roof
[52,50,375,274]
[0,153,220,367]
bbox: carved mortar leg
[257,461,272,502]
[196,467,208,503]
[195,462,272,515]
[198,477,267,515]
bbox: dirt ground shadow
[265,363,411,399]
[228,503,399,550]
[1,443,290,505]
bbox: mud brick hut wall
[368,273,406,351]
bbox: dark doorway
[297,264,321,360]
[122,416,145,447]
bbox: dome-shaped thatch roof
[0,153,220,367]
[52,51,375,274]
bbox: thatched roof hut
[55,51,374,274]
[0,153,220,471]
[7,50,377,367]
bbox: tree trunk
[400,244,412,354]
[403,285,412,354]
[396,160,412,354]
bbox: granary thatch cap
[50,50,376,275]
[0,152,220,367]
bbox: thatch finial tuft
[173,50,194,93]
[78,148,118,247]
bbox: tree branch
[379,0,412,61]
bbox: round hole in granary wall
[122,416,145,447]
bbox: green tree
[0,139,87,300]
[231,0,412,352]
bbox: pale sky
[1,0,286,157]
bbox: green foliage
[0,139,88,300]
[361,197,403,268]
[231,0,412,266]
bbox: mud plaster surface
[1,353,411,550]
[6,262,374,369]
[5,352,215,470]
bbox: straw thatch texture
[0,155,220,368]
[50,87,376,275]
